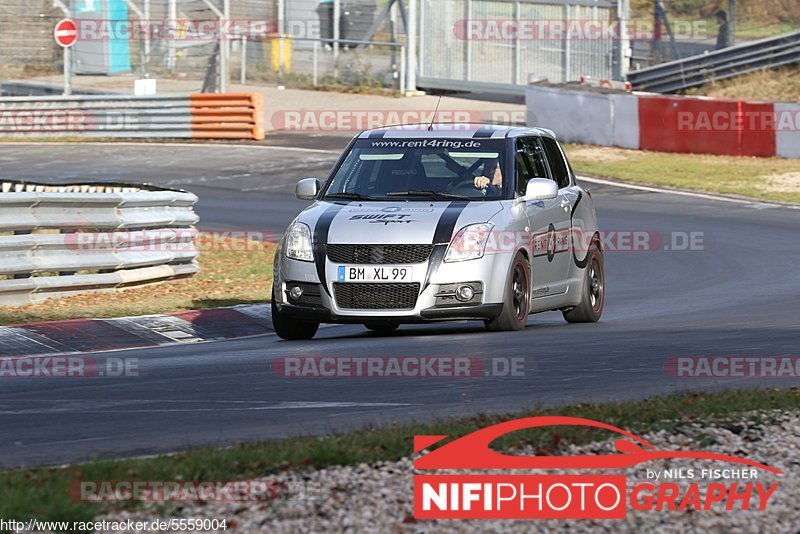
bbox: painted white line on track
[579,175,800,210]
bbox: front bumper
[278,302,503,324]
[274,246,513,323]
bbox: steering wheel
[448,178,485,197]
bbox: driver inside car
[473,158,503,191]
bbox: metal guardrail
[0,181,200,306]
[628,31,800,93]
[0,93,265,140]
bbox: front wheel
[271,292,320,340]
[485,252,531,332]
[563,244,604,323]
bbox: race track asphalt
[0,139,798,468]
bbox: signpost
[54,19,78,95]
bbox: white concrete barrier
[776,103,800,159]
[610,93,640,149]
[526,85,614,146]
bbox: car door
[516,136,570,297]
[539,136,576,295]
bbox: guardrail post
[12,230,32,280]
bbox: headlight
[444,222,494,262]
[285,222,314,262]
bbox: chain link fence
[2,0,796,95]
[0,0,407,95]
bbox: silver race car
[272,124,604,340]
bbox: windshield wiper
[386,190,471,200]
[324,192,375,201]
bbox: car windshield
[323,138,508,201]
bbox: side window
[525,138,551,179]
[514,137,551,196]
[514,139,535,196]
[541,137,571,189]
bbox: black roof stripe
[473,126,495,138]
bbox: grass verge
[0,388,797,524]
[685,65,800,102]
[565,144,800,205]
[0,234,275,325]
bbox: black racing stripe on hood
[423,201,469,292]
[313,202,348,295]
[432,201,469,244]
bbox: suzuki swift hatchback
[272,124,604,340]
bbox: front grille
[327,244,434,264]
[334,283,421,310]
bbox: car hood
[297,200,505,245]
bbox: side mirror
[524,178,558,201]
[295,178,321,200]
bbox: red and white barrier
[526,84,799,159]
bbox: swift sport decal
[348,214,418,225]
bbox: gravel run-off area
[103,410,799,533]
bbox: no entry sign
[54,19,78,48]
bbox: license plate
[337,265,413,282]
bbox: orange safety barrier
[188,93,265,140]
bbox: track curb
[0,304,273,357]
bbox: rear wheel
[364,322,399,333]
[563,244,604,323]
[485,252,530,332]
[271,291,320,340]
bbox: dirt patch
[758,172,800,193]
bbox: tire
[271,292,320,340]
[364,322,399,333]
[563,243,604,323]
[485,252,531,332]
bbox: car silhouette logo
[414,416,782,474]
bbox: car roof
[355,123,557,140]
